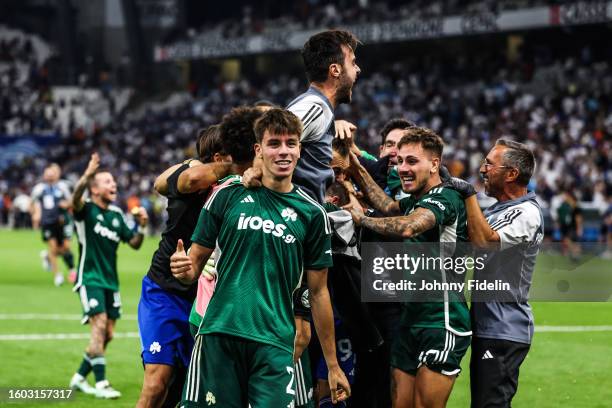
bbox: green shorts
[182,333,295,407]
[295,350,314,408]
[391,327,470,377]
[77,285,121,324]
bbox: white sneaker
[94,380,121,399]
[54,274,65,287]
[40,250,50,271]
[69,373,95,395]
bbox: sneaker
[94,380,121,399]
[69,373,95,395]
[68,269,77,284]
[54,274,65,287]
[40,250,50,272]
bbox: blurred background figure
[30,163,76,286]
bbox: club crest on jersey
[112,218,120,228]
[281,207,297,222]
[237,213,297,244]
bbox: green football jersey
[73,201,135,292]
[398,185,471,335]
[191,179,333,354]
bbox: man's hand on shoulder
[242,167,263,188]
[443,176,476,199]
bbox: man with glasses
[449,139,543,408]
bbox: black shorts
[42,223,64,242]
[470,337,530,408]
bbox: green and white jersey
[399,185,471,336]
[191,178,333,354]
[73,201,135,292]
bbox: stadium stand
[0,6,610,242]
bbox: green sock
[77,353,92,377]
[90,355,106,383]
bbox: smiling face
[91,172,117,204]
[379,128,405,167]
[396,143,439,196]
[255,131,301,181]
[480,145,510,198]
[335,45,360,104]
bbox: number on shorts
[286,366,295,395]
[337,338,353,362]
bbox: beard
[336,77,353,105]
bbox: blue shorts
[138,275,194,367]
[316,321,356,384]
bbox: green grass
[0,229,611,407]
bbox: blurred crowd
[1,35,610,239]
[173,0,555,43]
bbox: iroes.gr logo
[237,213,296,243]
[93,222,120,242]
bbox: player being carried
[171,108,351,407]
[345,127,471,408]
[68,153,148,399]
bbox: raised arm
[177,162,232,194]
[347,153,400,215]
[307,268,351,404]
[72,153,100,212]
[127,207,149,249]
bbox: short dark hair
[196,124,222,163]
[380,118,417,146]
[326,182,349,206]
[219,106,263,165]
[397,127,444,158]
[496,139,536,186]
[302,29,360,83]
[332,136,351,158]
[254,108,303,143]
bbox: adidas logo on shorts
[482,350,494,359]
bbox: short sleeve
[57,181,72,200]
[415,190,457,226]
[166,163,191,198]
[30,184,43,201]
[303,208,333,270]
[118,210,135,243]
[191,184,234,249]
[493,205,542,251]
[288,100,331,144]
[398,196,417,214]
[73,201,89,221]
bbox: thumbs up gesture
[171,239,193,283]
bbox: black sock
[77,353,92,377]
[90,355,106,384]
[63,251,75,269]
